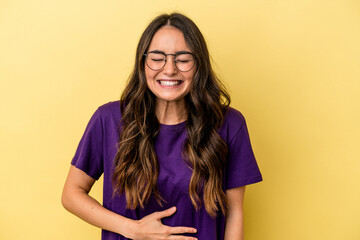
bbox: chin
[155,94,187,103]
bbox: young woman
[62,13,262,240]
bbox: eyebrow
[148,50,193,55]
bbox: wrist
[121,218,140,239]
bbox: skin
[62,26,246,240]
[224,186,246,240]
[145,26,195,125]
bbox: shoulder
[87,101,122,129]
[97,100,120,113]
[222,106,246,130]
[96,100,121,120]
[219,106,247,142]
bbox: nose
[162,56,178,75]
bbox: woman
[62,13,262,240]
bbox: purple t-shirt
[71,101,262,240]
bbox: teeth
[159,80,181,86]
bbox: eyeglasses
[144,51,196,72]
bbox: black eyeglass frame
[143,50,197,72]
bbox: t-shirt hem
[226,174,263,190]
[71,162,102,180]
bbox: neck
[155,99,187,125]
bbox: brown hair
[112,12,231,217]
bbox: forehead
[147,26,191,52]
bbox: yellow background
[1,0,359,239]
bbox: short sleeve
[71,108,104,180]
[225,118,262,189]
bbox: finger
[153,206,177,219]
[166,226,197,235]
[168,236,198,240]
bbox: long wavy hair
[112,13,231,217]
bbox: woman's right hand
[62,166,197,239]
[128,206,198,240]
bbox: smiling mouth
[157,80,183,87]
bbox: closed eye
[151,58,165,62]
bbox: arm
[61,165,134,237]
[224,186,246,240]
[61,165,197,240]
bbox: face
[145,26,196,105]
